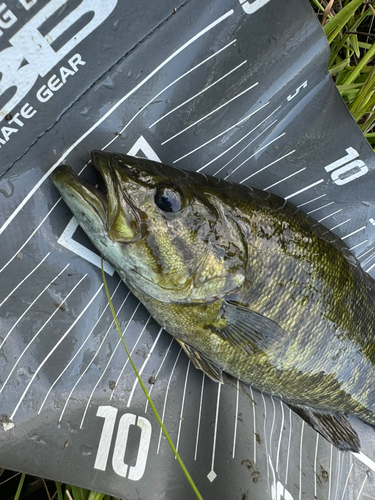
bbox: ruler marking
[0,253,50,309]
[264,167,305,191]
[194,373,205,460]
[58,292,131,422]
[0,10,235,235]
[150,60,247,129]
[162,82,259,145]
[39,279,122,413]
[240,150,295,184]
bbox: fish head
[52,151,247,304]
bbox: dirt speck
[241,459,252,471]
[109,380,116,390]
[255,432,262,444]
[320,465,329,482]
[252,471,260,483]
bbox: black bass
[52,151,375,452]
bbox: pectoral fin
[176,339,223,384]
[289,404,360,452]
[214,299,287,356]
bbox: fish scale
[52,150,375,452]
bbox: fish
[52,150,375,452]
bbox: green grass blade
[71,485,90,500]
[324,0,364,44]
[101,257,204,500]
[329,56,351,75]
[344,41,375,85]
[56,482,64,500]
[87,491,105,500]
[14,473,26,500]
[328,9,371,66]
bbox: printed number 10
[94,406,152,481]
[324,147,368,185]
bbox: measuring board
[0,0,375,498]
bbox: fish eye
[154,186,181,213]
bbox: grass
[3,1,375,499]
[310,0,375,148]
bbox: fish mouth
[52,151,141,242]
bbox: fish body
[52,151,375,451]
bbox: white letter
[239,0,272,15]
[48,74,63,91]
[20,103,36,118]
[18,0,38,10]
[10,0,117,77]
[1,126,18,141]
[68,53,86,72]
[0,4,17,34]
[59,66,75,84]
[8,113,24,127]
[0,47,38,122]
[36,84,53,102]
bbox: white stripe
[264,168,305,191]
[314,434,319,500]
[38,279,122,413]
[340,463,353,500]
[276,400,284,473]
[285,407,292,484]
[198,107,280,172]
[270,396,276,459]
[161,82,259,145]
[318,209,342,223]
[223,133,285,179]
[149,60,247,128]
[285,179,324,201]
[250,386,257,464]
[126,327,164,407]
[350,240,368,251]
[366,261,375,272]
[361,252,375,268]
[1,274,86,392]
[145,337,174,413]
[0,199,60,274]
[0,252,50,309]
[0,264,69,350]
[342,226,366,240]
[80,303,142,428]
[335,453,342,500]
[194,373,205,460]
[307,201,335,215]
[59,291,130,422]
[11,281,100,420]
[299,421,305,500]
[104,39,238,153]
[358,246,374,259]
[330,218,351,231]
[261,393,270,482]
[110,313,151,400]
[208,383,221,479]
[352,451,375,471]
[176,361,191,455]
[355,474,367,500]
[0,10,234,235]
[232,378,239,459]
[176,102,269,165]
[328,444,333,500]
[297,193,326,208]
[157,348,182,454]
[240,150,295,184]
[215,119,278,177]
